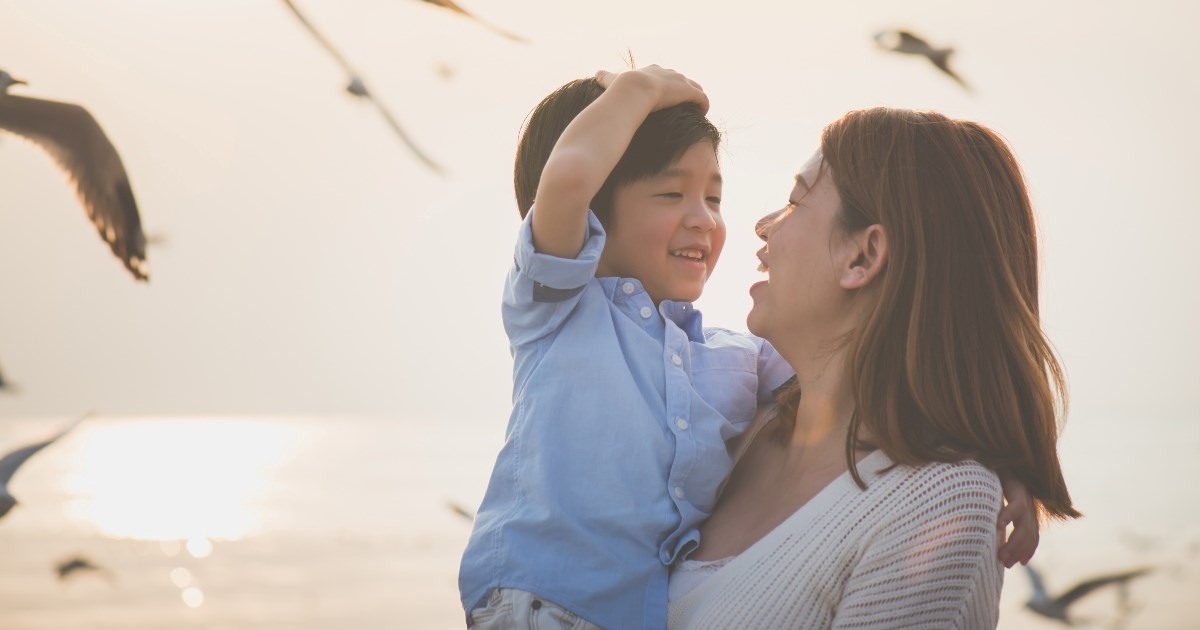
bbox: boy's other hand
[997,474,1040,568]
[595,65,709,114]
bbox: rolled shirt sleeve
[503,206,606,349]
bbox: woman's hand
[997,474,1039,568]
[593,65,709,114]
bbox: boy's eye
[706,196,722,206]
[657,192,684,199]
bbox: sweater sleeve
[830,462,1005,630]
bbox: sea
[0,414,1196,629]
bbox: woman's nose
[755,211,780,242]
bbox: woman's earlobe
[841,225,888,289]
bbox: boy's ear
[840,224,888,290]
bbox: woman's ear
[840,224,888,289]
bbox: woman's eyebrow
[794,173,810,192]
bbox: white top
[668,450,1005,629]
[670,556,734,602]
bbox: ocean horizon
[0,414,1195,628]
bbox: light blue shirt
[459,209,793,629]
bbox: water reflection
[58,418,304,542]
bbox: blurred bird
[56,555,113,582]
[447,500,475,521]
[434,61,457,82]
[1118,529,1161,553]
[0,360,16,393]
[416,0,527,43]
[873,29,971,92]
[1024,564,1153,624]
[0,69,149,281]
[0,413,90,520]
[280,0,445,174]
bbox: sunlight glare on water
[56,418,306,542]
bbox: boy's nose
[685,202,718,231]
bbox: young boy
[459,66,1034,629]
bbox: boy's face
[597,141,725,304]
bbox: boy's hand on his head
[996,474,1040,568]
[594,64,709,114]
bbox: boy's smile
[596,141,725,304]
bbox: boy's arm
[532,66,709,258]
[997,472,1040,567]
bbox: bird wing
[418,0,528,43]
[57,556,102,579]
[366,96,445,174]
[282,0,444,173]
[894,30,935,55]
[0,94,148,280]
[0,412,89,486]
[1055,567,1154,608]
[1024,564,1051,602]
[280,0,360,78]
[928,54,972,92]
[0,439,59,488]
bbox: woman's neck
[774,339,860,461]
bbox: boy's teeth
[671,250,704,260]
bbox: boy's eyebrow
[659,167,723,184]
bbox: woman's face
[747,151,857,343]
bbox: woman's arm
[831,462,1004,629]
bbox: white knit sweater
[668,450,1004,629]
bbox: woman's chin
[746,307,768,338]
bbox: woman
[668,108,1079,628]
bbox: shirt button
[675,417,689,430]
[671,354,682,366]
[622,282,635,295]
[673,486,685,500]
[640,306,652,319]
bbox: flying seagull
[416,0,528,43]
[281,0,445,174]
[0,413,90,520]
[1024,564,1153,624]
[446,500,475,521]
[0,70,149,281]
[873,29,971,92]
[0,360,16,392]
[56,555,113,582]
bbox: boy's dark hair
[513,77,721,227]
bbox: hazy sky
[1,0,1197,428]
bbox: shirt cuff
[514,205,606,291]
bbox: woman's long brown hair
[776,107,1079,520]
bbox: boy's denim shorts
[468,588,604,630]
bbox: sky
[1,0,1197,431]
